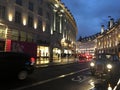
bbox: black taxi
[89,53,120,76]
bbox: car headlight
[90,62,95,67]
[107,64,112,69]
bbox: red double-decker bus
[5,39,37,60]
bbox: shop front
[0,23,37,60]
[36,46,50,64]
[53,48,61,62]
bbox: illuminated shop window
[0,28,5,39]
[11,29,19,40]
[20,31,26,41]
[27,33,33,42]
[37,46,49,57]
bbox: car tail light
[30,57,35,65]
[86,55,89,59]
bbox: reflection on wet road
[1,62,120,90]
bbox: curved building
[96,18,120,57]
[0,0,78,64]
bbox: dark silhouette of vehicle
[0,52,35,80]
[89,53,120,76]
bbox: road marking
[71,76,82,81]
[113,78,120,90]
[71,75,90,83]
[13,68,89,90]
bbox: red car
[78,54,92,62]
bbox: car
[78,54,92,63]
[0,52,35,80]
[89,53,120,76]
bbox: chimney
[109,18,114,28]
[101,25,104,33]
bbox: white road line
[13,68,89,90]
[113,78,120,90]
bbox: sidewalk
[35,58,78,68]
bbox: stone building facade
[96,18,120,57]
[0,0,78,64]
[76,18,120,58]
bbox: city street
[0,0,120,90]
[0,61,119,90]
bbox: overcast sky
[61,0,120,40]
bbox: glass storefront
[0,24,8,51]
[36,46,49,64]
[53,48,61,62]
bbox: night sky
[61,0,120,40]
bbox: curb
[35,61,78,68]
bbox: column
[53,9,57,31]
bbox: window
[27,33,33,42]
[11,29,19,40]
[28,15,33,28]
[0,26,6,39]
[38,7,42,16]
[47,3,52,10]
[46,12,50,20]
[28,2,34,11]
[0,5,6,19]
[15,11,21,24]
[37,0,43,4]
[20,31,26,41]
[113,55,119,61]
[38,19,42,30]
[46,23,50,33]
[16,0,22,5]
[106,55,112,60]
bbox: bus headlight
[90,62,95,67]
[107,64,112,69]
